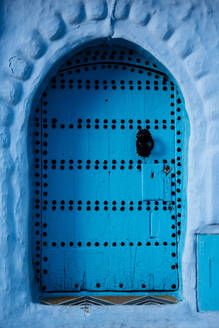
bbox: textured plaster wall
[1,0,219,327]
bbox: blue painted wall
[1,0,219,327]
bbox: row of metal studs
[43,241,177,247]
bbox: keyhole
[151,172,154,179]
[164,165,170,175]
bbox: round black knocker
[136,129,154,158]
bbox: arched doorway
[30,39,189,304]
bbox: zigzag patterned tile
[41,295,177,305]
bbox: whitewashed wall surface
[1,0,219,327]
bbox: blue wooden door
[31,41,187,294]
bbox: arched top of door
[55,39,181,90]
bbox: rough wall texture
[1,0,219,327]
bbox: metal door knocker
[136,129,154,157]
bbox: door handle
[136,129,154,157]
